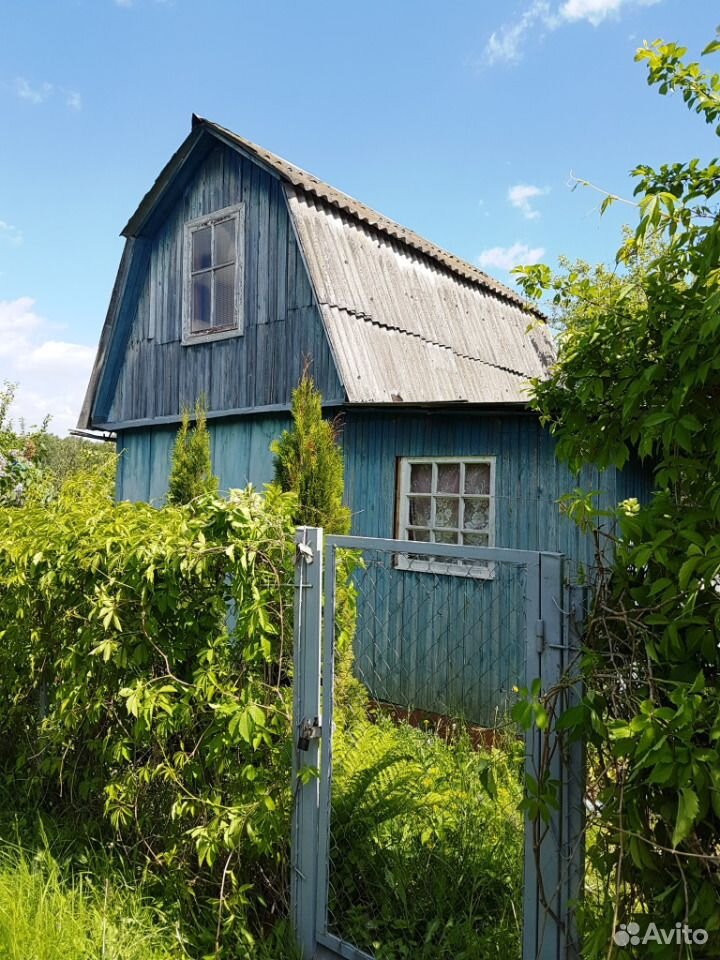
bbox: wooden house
[79,117,647,720]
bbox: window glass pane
[410,463,432,493]
[463,532,489,547]
[464,462,491,495]
[434,530,458,544]
[409,497,431,527]
[214,265,235,329]
[192,273,212,331]
[215,218,236,266]
[434,497,459,529]
[437,463,460,494]
[464,497,490,531]
[408,528,430,542]
[192,227,212,271]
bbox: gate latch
[296,542,314,564]
[297,716,322,751]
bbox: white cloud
[13,77,82,112]
[0,297,95,436]
[0,220,22,247]
[14,77,53,104]
[560,0,659,24]
[508,183,549,219]
[477,242,545,272]
[484,0,662,63]
[65,91,82,111]
[485,1,555,65]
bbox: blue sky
[1,0,718,433]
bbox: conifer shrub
[167,397,219,505]
[271,373,364,715]
[271,374,351,535]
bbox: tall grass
[0,841,181,960]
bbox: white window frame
[182,203,245,345]
[395,456,496,579]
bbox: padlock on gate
[297,716,322,751]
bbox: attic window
[183,204,244,344]
[395,457,496,578]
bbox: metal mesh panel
[323,542,529,960]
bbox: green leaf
[678,556,700,590]
[238,710,253,744]
[672,787,699,848]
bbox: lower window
[396,456,495,578]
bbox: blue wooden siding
[101,142,343,428]
[341,409,651,723]
[351,552,528,726]
[342,409,650,569]
[116,413,290,502]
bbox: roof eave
[122,125,207,238]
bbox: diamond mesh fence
[323,542,530,960]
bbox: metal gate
[291,528,583,960]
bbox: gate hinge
[297,715,322,751]
[535,619,545,653]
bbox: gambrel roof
[287,188,552,404]
[80,117,554,427]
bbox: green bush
[515,34,720,956]
[0,432,527,956]
[0,467,297,956]
[272,374,351,535]
[167,398,219,505]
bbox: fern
[329,716,524,959]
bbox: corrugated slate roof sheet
[198,118,540,315]
[286,188,554,404]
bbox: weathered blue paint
[341,409,650,571]
[96,140,344,429]
[116,413,290,502]
[339,409,651,722]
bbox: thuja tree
[272,374,351,534]
[515,35,720,957]
[167,397,219,505]
[272,375,363,715]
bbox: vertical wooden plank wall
[342,409,651,722]
[105,143,343,427]
[115,414,291,502]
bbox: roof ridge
[196,117,541,317]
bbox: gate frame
[292,528,583,960]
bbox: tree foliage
[0,381,116,504]
[40,432,115,485]
[515,34,720,955]
[167,397,219,505]
[0,382,47,505]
